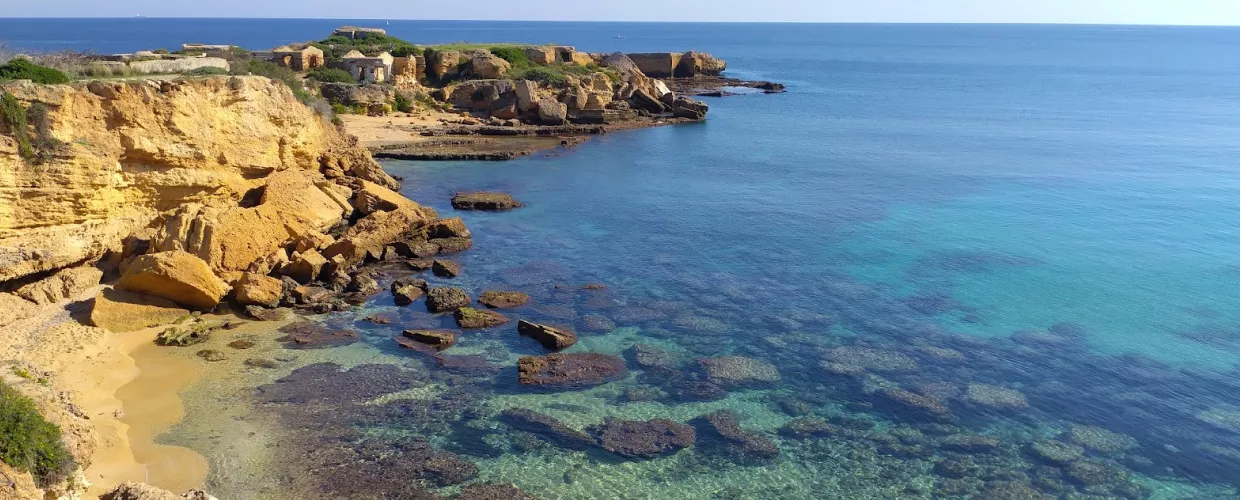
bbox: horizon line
[1,17,1239,27]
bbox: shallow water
[20,20,1240,499]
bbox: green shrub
[306,67,356,84]
[152,48,170,55]
[0,59,70,84]
[231,59,312,103]
[314,34,418,61]
[509,66,568,87]
[393,92,414,113]
[0,92,33,160]
[489,46,529,66]
[183,66,229,76]
[0,382,75,486]
[331,102,350,115]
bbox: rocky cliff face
[0,76,390,285]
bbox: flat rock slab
[454,307,510,329]
[479,290,530,309]
[518,353,626,387]
[518,320,578,350]
[451,191,524,211]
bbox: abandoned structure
[271,43,325,71]
[332,26,388,39]
[523,45,596,66]
[341,50,395,84]
[180,44,236,58]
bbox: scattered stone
[517,353,626,386]
[116,250,230,310]
[392,277,428,306]
[517,320,578,350]
[277,321,361,349]
[196,350,227,362]
[500,409,596,450]
[698,356,780,387]
[965,383,1029,410]
[451,192,524,211]
[1066,424,1139,454]
[454,307,510,329]
[1030,440,1084,464]
[593,419,696,458]
[283,249,329,284]
[692,410,780,460]
[401,329,458,350]
[426,287,471,312]
[363,313,395,325]
[227,340,256,350]
[346,273,382,296]
[478,290,530,309]
[583,283,607,290]
[581,314,616,332]
[244,358,281,369]
[155,322,215,347]
[100,481,217,500]
[432,260,461,278]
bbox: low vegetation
[508,62,601,88]
[307,67,356,84]
[0,382,75,487]
[183,66,229,76]
[0,58,70,84]
[231,59,308,99]
[314,34,419,60]
[0,92,33,159]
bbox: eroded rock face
[468,50,512,80]
[116,251,229,310]
[14,266,102,305]
[517,353,626,386]
[89,289,189,332]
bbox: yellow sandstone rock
[115,251,229,310]
[234,272,284,307]
[89,288,189,333]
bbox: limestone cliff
[0,76,393,284]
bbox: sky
[3,0,1240,25]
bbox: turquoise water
[9,20,1240,499]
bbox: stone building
[341,50,394,84]
[180,44,236,58]
[272,44,325,71]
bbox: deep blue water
[8,19,1240,499]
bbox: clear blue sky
[5,0,1240,25]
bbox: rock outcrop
[0,77,375,285]
[115,251,229,310]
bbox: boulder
[651,79,672,99]
[156,321,215,347]
[428,50,465,81]
[518,320,578,350]
[291,231,333,254]
[323,206,435,267]
[100,481,217,500]
[450,192,524,211]
[432,260,461,278]
[469,50,511,79]
[90,289,190,333]
[426,286,470,312]
[691,410,780,461]
[449,79,514,110]
[392,277,428,305]
[401,329,457,350]
[454,307,510,329]
[514,80,540,112]
[14,266,102,305]
[593,419,696,458]
[536,97,568,125]
[234,272,284,307]
[698,356,780,387]
[429,218,472,239]
[346,273,382,296]
[524,46,557,65]
[353,180,416,215]
[517,353,627,386]
[500,409,596,450]
[479,290,530,309]
[672,96,709,120]
[631,89,667,113]
[116,251,229,311]
[675,51,727,77]
[283,249,328,284]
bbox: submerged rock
[779,417,841,439]
[454,307,510,329]
[876,388,953,421]
[196,350,227,362]
[593,418,696,458]
[392,277,428,306]
[698,356,780,387]
[500,409,596,450]
[626,344,678,371]
[277,320,361,349]
[426,287,471,312]
[451,192,524,211]
[517,320,578,350]
[478,290,530,309]
[227,340,256,350]
[939,434,1001,454]
[155,321,215,347]
[581,314,616,332]
[100,482,217,500]
[245,358,281,369]
[1066,424,1139,454]
[1030,439,1084,464]
[691,410,780,461]
[964,383,1029,410]
[821,346,918,373]
[517,353,626,386]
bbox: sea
[3,19,1240,499]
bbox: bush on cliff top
[314,34,419,60]
[0,382,76,487]
[488,46,530,66]
[0,92,34,160]
[307,67,356,84]
[0,58,70,85]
